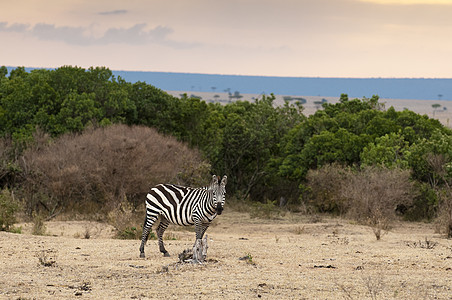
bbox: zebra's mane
[163,183,209,191]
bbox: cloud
[0,21,196,48]
[100,23,172,45]
[32,23,94,45]
[98,10,128,16]
[0,22,29,33]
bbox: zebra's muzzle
[216,204,223,215]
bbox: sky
[1,0,452,78]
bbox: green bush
[116,226,140,240]
[0,188,20,231]
[249,200,281,219]
[404,183,438,221]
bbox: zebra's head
[209,175,227,215]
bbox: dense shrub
[406,182,438,221]
[424,153,452,238]
[20,124,210,216]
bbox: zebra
[139,175,227,259]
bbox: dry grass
[1,210,451,299]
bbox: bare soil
[1,211,451,299]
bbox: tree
[0,66,7,78]
[205,95,303,199]
[128,81,179,134]
[361,131,410,169]
[408,129,452,183]
[56,92,102,133]
[278,95,448,184]
[432,103,441,116]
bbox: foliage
[0,66,161,140]
[116,226,140,240]
[205,95,304,200]
[0,188,20,231]
[361,131,410,169]
[406,182,438,221]
[249,200,281,219]
[407,130,452,183]
[423,153,452,238]
[278,94,447,182]
[0,137,22,188]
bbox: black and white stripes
[139,175,227,258]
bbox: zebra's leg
[157,218,170,257]
[198,223,210,240]
[192,223,210,263]
[194,223,209,243]
[139,213,158,258]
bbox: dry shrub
[306,164,350,213]
[341,166,414,240]
[107,198,147,239]
[307,164,414,240]
[32,212,47,236]
[36,249,57,267]
[20,124,209,217]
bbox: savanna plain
[1,209,451,300]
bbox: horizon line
[4,65,452,80]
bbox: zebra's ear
[221,175,227,186]
[210,175,219,186]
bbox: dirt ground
[1,210,451,299]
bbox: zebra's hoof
[163,252,170,257]
[140,253,145,258]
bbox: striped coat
[139,175,227,258]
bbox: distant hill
[112,71,452,101]
[5,66,452,100]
